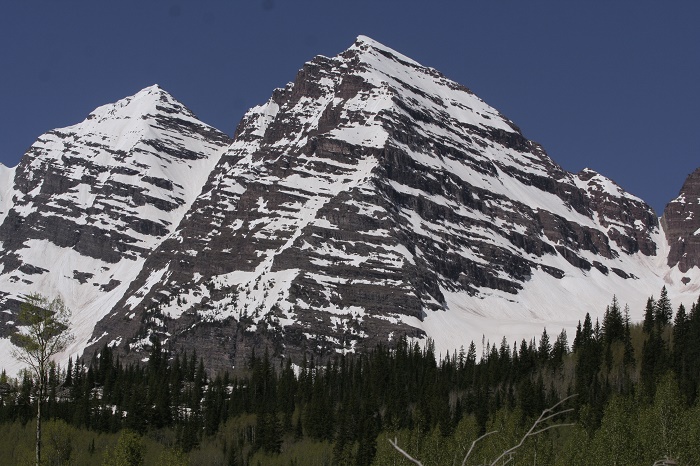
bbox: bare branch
[535,407,575,425]
[529,423,577,437]
[462,430,498,466]
[388,437,424,466]
[387,395,577,466]
[488,394,577,466]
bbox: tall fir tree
[538,328,552,362]
[655,286,673,327]
[643,296,656,333]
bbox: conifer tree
[466,341,476,365]
[582,313,593,342]
[538,328,552,362]
[603,296,624,344]
[673,304,688,360]
[573,320,582,352]
[65,357,73,387]
[623,305,635,368]
[643,296,656,333]
[655,286,672,326]
[552,329,569,369]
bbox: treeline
[1,287,700,465]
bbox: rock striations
[0,37,698,373]
[663,168,700,274]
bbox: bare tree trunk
[36,375,42,466]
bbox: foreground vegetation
[2,288,700,465]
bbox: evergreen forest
[1,287,700,465]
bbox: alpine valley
[1,37,698,374]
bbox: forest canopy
[1,289,699,465]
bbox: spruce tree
[538,328,552,362]
[603,296,624,344]
[573,320,582,352]
[582,313,593,342]
[655,286,672,326]
[552,329,569,370]
[643,296,656,333]
[623,305,635,368]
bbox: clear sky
[1,1,697,215]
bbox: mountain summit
[0,37,697,373]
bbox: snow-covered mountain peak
[71,36,692,373]
[0,87,232,375]
[0,38,697,377]
[341,36,517,136]
[86,84,195,124]
[351,35,423,67]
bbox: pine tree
[623,305,635,368]
[538,328,552,362]
[594,318,602,343]
[576,313,602,406]
[552,329,569,370]
[640,327,668,400]
[673,304,688,354]
[684,298,700,404]
[65,357,73,387]
[573,320,583,352]
[582,313,593,342]
[643,296,656,333]
[655,286,672,327]
[603,296,624,344]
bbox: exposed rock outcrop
[663,168,700,273]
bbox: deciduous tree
[10,293,74,466]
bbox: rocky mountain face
[1,37,698,372]
[0,86,231,362]
[663,168,700,274]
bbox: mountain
[0,85,231,371]
[1,37,698,373]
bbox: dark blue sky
[1,1,697,214]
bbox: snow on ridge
[86,84,195,124]
[24,84,227,221]
[347,36,516,135]
[575,167,645,204]
[353,35,422,67]
[0,164,16,225]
